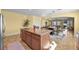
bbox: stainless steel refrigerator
[0,14,3,50]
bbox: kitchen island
[20,28,51,50]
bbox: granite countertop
[23,28,51,36]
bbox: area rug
[7,41,25,50]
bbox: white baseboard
[5,32,19,36]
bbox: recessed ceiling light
[52,11,55,13]
[57,9,62,10]
[27,9,33,11]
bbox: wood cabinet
[20,28,51,50]
[32,34,40,49]
[25,32,32,47]
[21,30,32,48]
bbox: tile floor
[4,31,76,50]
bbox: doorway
[50,17,75,49]
[51,17,74,35]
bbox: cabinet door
[32,35,40,50]
[20,29,26,41]
[25,32,32,47]
[41,34,50,50]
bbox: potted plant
[23,19,30,28]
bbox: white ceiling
[5,9,78,16]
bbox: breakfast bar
[20,28,51,50]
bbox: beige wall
[41,17,46,27]
[76,13,79,34]
[33,16,41,27]
[2,9,79,36]
[48,11,79,35]
[1,10,43,36]
[1,10,34,36]
[41,17,51,27]
[0,9,1,13]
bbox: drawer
[25,31,31,35]
[32,34,40,40]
